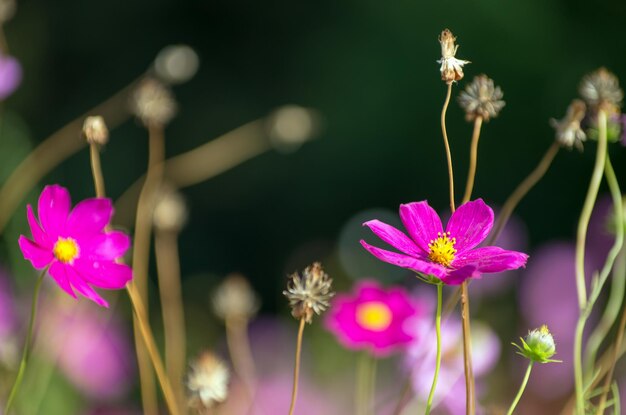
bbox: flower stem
[355,352,376,415]
[574,109,609,415]
[89,143,107,198]
[425,283,443,415]
[4,268,46,415]
[288,317,306,415]
[506,361,534,415]
[462,116,483,204]
[225,314,257,405]
[441,82,456,212]
[155,228,187,412]
[126,283,181,415]
[460,281,475,415]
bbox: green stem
[506,361,534,415]
[574,109,609,415]
[4,268,47,415]
[355,352,375,415]
[425,283,443,415]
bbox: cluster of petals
[18,185,133,307]
[360,199,528,285]
[325,280,421,356]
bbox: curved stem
[288,317,306,415]
[425,283,443,415]
[440,82,456,212]
[506,361,534,415]
[89,143,107,198]
[574,109,609,415]
[4,268,47,415]
[462,116,483,203]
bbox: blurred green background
[3,0,626,311]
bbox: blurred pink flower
[0,53,21,100]
[41,304,135,400]
[325,281,422,356]
[18,185,132,307]
[361,199,528,285]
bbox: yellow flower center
[428,232,457,267]
[356,301,392,332]
[53,237,80,264]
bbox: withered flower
[186,351,230,412]
[457,75,505,122]
[437,29,470,83]
[283,262,334,323]
[82,116,109,146]
[579,67,623,114]
[130,78,178,127]
[550,99,587,151]
[212,273,260,321]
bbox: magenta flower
[0,53,21,100]
[18,185,132,307]
[360,199,528,285]
[325,281,421,356]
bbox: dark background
[5,0,626,310]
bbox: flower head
[360,199,528,285]
[18,185,133,307]
[579,67,623,114]
[186,351,230,412]
[283,262,334,323]
[212,273,260,321]
[83,116,109,146]
[457,75,505,122]
[153,186,188,233]
[325,281,421,356]
[550,99,587,151]
[437,29,470,83]
[130,78,177,127]
[513,325,561,364]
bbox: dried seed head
[512,325,561,364]
[437,29,470,83]
[154,44,200,85]
[457,75,505,122]
[283,262,334,324]
[130,78,178,127]
[82,116,109,146]
[153,186,188,232]
[267,105,322,153]
[579,68,623,114]
[550,99,587,151]
[212,273,260,321]
[186,351,230,412]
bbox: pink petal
[399,201,443,254]
[38,185,71,238]
[49,262,77,299]
[74,259,132,289]
[18,236,53,269]
[452,246,528,274]
[66,198,113,236]
[83,231,131,260]
[360,240,447,280]
[441,265,477,285]
[67,267,109,307]
[446,199,494,253]
[26,205,50,247]
[363,220,424,258]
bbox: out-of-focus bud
[283,262,334,324]
[0,0,16,24]
[457,74,505,122]
[512,325,561,364]
[579,67,623,115]
[266,105,322,153]
[153,186,188,233]
[130,78,178,127]
[437,29,470,83]
[82,116,109,146]
[550,99,587,151]
[154,44,200,85]
[186,351,230,412]
[212,273,260,321]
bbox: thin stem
[288,317,306,415]
[460,281,475,415]
[89,143,107,198]
[155,229,187,412]
[574,110,609,415]
[126,283,181,415]
[225,316,257,404]
[368,358,378,415]
[4,268,47,415]
[131,122,166,414]
[506,361,534,415]
[462,116,483,203]
[440,82,456,212]
[355,352,373,415]
[425,283,443,415]
[487,141,560,246]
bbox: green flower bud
[512,325,561,364]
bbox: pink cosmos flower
[18,185,132,307]
[360,199,528,285]
[325,281,421,356]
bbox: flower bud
[512,325,561,364]
[266,105,322,153]
[212,273,260,321]
[154,44,200,85]
[153,186,188,233]
[437,29,470,83]
[82,116,109,146]
[130,78,177,127]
